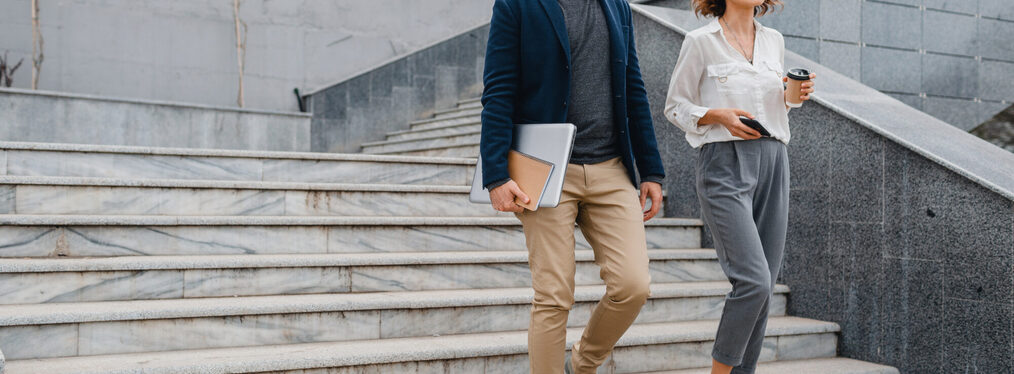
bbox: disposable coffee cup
[785,68,810,108]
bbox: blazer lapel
[537,0,571,64]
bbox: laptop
[469,123,577,208]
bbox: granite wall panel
[306,25,491,153]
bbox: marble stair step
[456,100,482,110]
[0,282,789,359]
[0,215,703,257]
[409,113,481,131]
[431,106,482,119]
[0,141,475,185]
[457,97,482,107]
[385,122,481,141]
[0,176,668,217]
[646,358,899,374]
[361,131,480,155]
[0,176,509,217]
[381,144,480,158]
[0,249,722,303]
[1,317,840,373]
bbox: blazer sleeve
[622,4,666,182]
[479,0,521,188]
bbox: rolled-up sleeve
[664,36,710,135]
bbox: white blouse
[664,18,791,148]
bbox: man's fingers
[644,205,659,221]
[644,200,660,221]
[511,184,530,204]
[645,195,661,221]
[495,201,523,213]
[639,188,648,210]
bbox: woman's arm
[778,32,816,110]
[664,36,711,135]
[665,35,761,140]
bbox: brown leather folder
[507,150,555,211]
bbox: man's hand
[490,180,530,213]
[700,108,760,140]
[639,181,662,222]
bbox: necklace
[721,17,753,64]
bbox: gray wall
[779,111,1014,373]
[641,0,1014,132]
[633,7,1014,373]
[0,87,311,151]
[305,26,488,153]
[0,0,494,112]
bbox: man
[479,0,666,372]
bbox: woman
[664,1,816,373]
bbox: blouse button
[718,77,728,83]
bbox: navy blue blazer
[479,0,666,188]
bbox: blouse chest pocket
[760,60,788,93]
[761,60,784,80]
[706,63,749,94]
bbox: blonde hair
[692,0,783,17]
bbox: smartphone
[738,116,771,137]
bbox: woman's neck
[721,5,755,35]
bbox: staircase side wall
[633,8,1014,374]
[305,26,489,153]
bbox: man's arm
[621,4,666,184]
[480,0,521,188]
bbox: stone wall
[633,6,1014,373]
[303,26,488,153]
[0,0,494,111]
[638,0,1014,132]
[0,87,311,151]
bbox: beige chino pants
[514,157,652,374]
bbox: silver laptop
[469,123,577,208]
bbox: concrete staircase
[361,98,483,157]
[0,98,899,373]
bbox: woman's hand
[700,108,761,140]
[783,73,817,103]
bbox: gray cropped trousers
[695,138,789,374]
